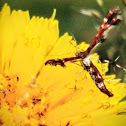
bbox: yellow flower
[0,4,126,126]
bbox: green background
[0,0,126,82]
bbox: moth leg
[89,56,105,74]
[74,69,84,90]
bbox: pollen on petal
[0,4,126,126]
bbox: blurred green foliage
[0,0,126,82]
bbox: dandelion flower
[0,4,126,126]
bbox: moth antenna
[115,56,120,61]
[101,56,126,72]
[115,64,126,71]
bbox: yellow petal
[0,4,126,126]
